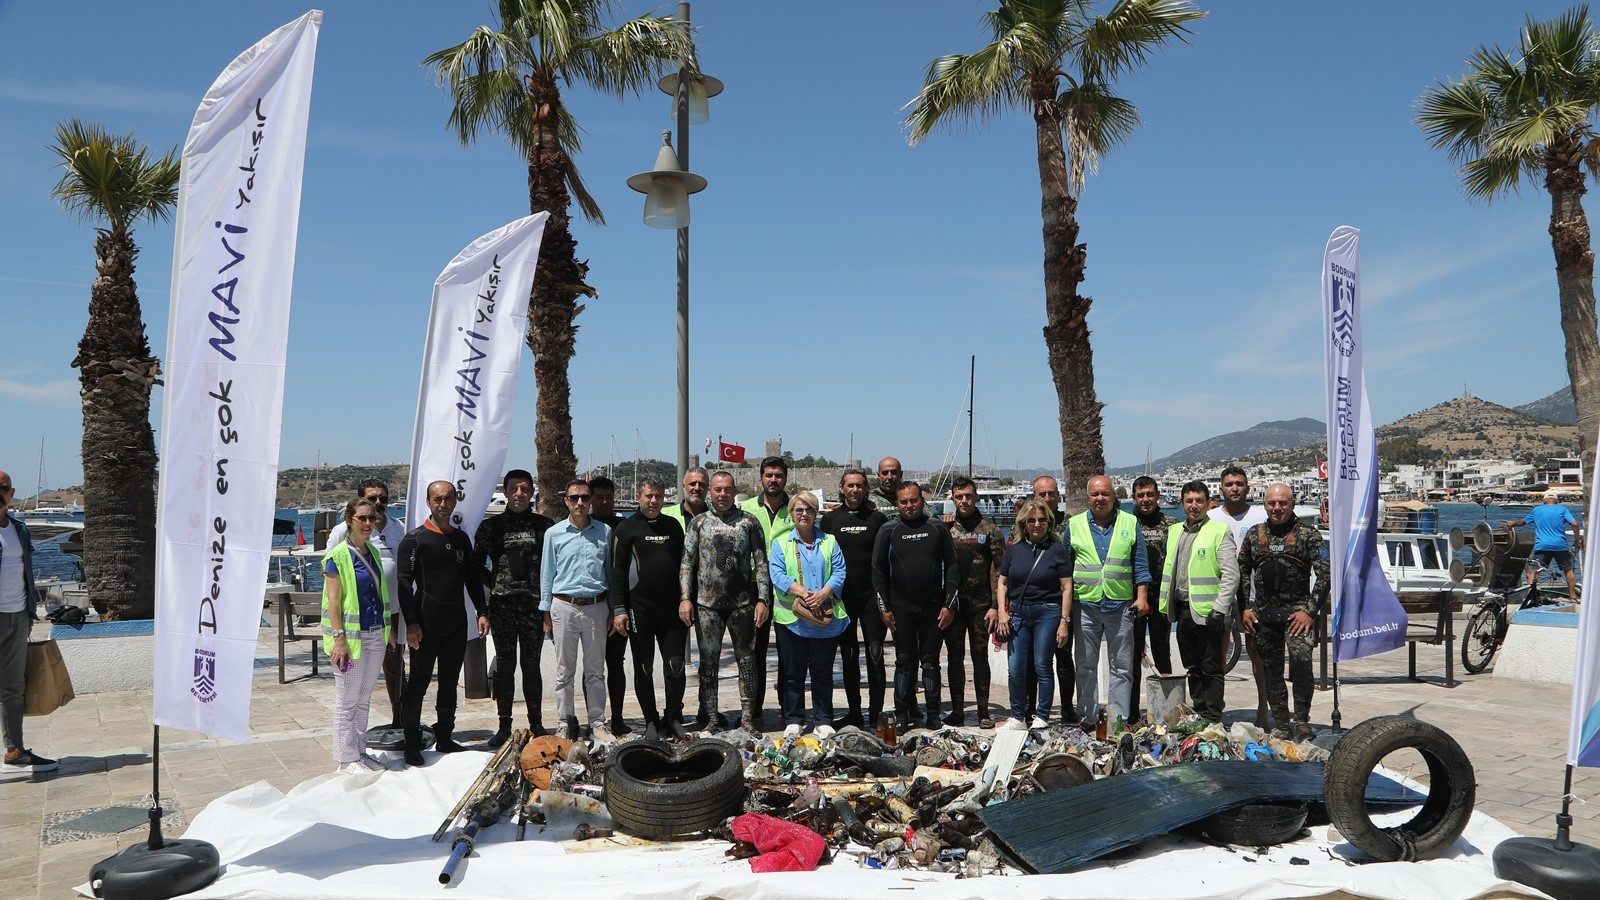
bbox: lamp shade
[627,131,707,230]
[659,72,724,126]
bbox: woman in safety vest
[322,497,396,774]
[767,491,849,738]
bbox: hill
[1111,418,1326,474]
[1515,386,1577,425]
[1379,395,1580,459]
[276,463,410,510]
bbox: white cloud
[0,377,77,405]
[0,77,190,116]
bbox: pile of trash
[689,716,1327,874]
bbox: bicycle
[1459,560,1574,675]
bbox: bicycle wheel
[1223,622,1244,674]
[1460,604,1502,675]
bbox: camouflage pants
[694,603,759,725]
[489,595,545,726]
[1253,604,1314,726]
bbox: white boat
[485,491,507,515]
[1297,502,1483,598]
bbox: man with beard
[474,469,554,746]
[740,457,795,728]
[682,471,772,730]
[872,482,959,730]
[820,467,889,727]
[613,478,689,740]
[1238,483,1328,741]
[944,477,1001,728]
[1129,475,1176,720]
[398,481,490,766]
[663,466,710,528]
[873,457,904,515]
[1208,465,1270,726]
[588,476,632,736]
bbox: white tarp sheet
[81,752,1543,899]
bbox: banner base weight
[1492,836,1600,900]
[89,837,219,900]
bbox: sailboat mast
[967,355,975,478]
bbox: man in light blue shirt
[1506,492,1584,605]
[541,479,622,741]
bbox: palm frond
[424,26,525,146]
[903,44,1030,144]
[1076,0,1205,82]
[1059,81,1140,194]
[1417,76,1497,162]
[568,13,691,98]
[1460,150,1542,199]
[564,155,605,224]
[49,119,178,232]
[1488,99,1592,153]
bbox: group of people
[309,457,1339,774]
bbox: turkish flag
[1316,459,1328,480]
[719,441,746,464]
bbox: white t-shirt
[0,521,28,614]
[1209,504,1267,605]
[326,514,405,623]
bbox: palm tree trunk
[524,72,592,518]
[71,227,158,620]
[1546,158,1600,500]
[1033,85,1106,514]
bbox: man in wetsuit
[873,456,904,515]
[872,482,959,731]
[474,468,554,746]
[740,456,794,728]
[588,476,632,736]
[398,480,490,766]
[681,470,772,730]
[945,477,1001,728]
[820,467,889,727]
[612,477,689,740]
[662,466,709,529]
[1238,483,1328,741]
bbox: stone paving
[3,620,1597,898]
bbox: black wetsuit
[821,502,888,722]
[398,523,487,744]
[871,513,958,724]
[611,512,687,726]
[594,511,630,726]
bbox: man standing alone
[1506,492,1584,606]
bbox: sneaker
[1,749,57,772]
[337,761,369,776]
[782,723,802,739]
[589,724,616,745]
[358,755,387,772]
[1000,717,1027,732]
[1030,716,1049,730]
[812,724,835,740]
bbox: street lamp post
[628,0,720,497]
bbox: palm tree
[49,120,178,620]
[426,0,693,517]
[905,0,1202,511]
[1418,6,1600,496]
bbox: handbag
[790,538,834,627]
[23,639,74,716]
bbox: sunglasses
[792,507,816,516]
[353,514,379,523]
[566,494,591,502]
[364,494,389,504]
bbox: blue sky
[0,0,1584,489]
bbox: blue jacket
[2,512,40,621]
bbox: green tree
[904,0,1203,513]
[1418,5,1600,498]
[49,120,178,620]
[427,0,693,517]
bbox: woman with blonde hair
[323,496,397,773]
[995,498,1073,729]
[767,490,848,737]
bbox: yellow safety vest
[1068,510,1138,604]
[321,540,391,658]
[773,532,847,626]
[1159,519,1229,619]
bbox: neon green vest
[1159,519,1228,619]
[662,503,703,529]
[321,540,391,659]
[1068,510,1138,604]
[740,496,795,549]
[773,532,847,626]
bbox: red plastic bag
[730,812,826,873]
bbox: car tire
[1184,802,1309,847]
[603,738,745,839]
[1322,716,1475,862]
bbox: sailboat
[21,438,74,519]
[295,450,337,514]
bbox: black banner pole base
[1493,837,1600,900]
[88,825,220,900]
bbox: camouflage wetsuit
[680,506,772,726]
[475,508,555,731]
[946,512,1002,721]
[1237,519,1329,729]
[1130,511,1177,718]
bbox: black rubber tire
[1323,716,1476,862]
[1460,605,1501,675]
[1184,802,1309,847]
[603,738,745,839]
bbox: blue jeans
[1007,602,1062,720]
[775,623,838,726]
[1076,600,1135,722]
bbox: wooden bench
[268,590,325,683]
[1313,589,1464,688]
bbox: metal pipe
[674,0,691,495]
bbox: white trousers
[551,600,608,728]
[331,627,385,763]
